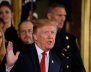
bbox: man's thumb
[16,51,20,57]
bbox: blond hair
[33,19,58,33]
[0,26,6,64]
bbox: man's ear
[33,34,37,41]
[47,13,52,20]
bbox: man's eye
[28,29,33,33]
[52,31,56,35]
[0,11,2,14]
[5,11,9,14]
[20,30,25,33]
[0,36,2,38]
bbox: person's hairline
[18,20,33,31]
[33,19,58,34]
[0,1,13,12]
[47,3,66,14]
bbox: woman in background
[0,1,18,44]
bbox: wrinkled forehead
[20,21,33,29]
[52,7,67,15]
[36,25,57,33]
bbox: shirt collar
[35,43,49,56]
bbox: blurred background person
[0,1,18,44]
[17,20,34,45]
[47,3,86,72]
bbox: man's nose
[25,31,30,36]
[48,33,54,39]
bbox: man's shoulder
[65,32,77,40]
[57,30,77,40]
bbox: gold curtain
[11,0,22,29]
[81,0,91,72]
[90,1,91,72]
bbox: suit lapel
[48,52,61,72]
[28,43,40,72]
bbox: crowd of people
[0,1,86,72]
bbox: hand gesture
[6,41,20,67]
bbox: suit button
[63,48,67,52]
[61,53,65,56]
[66,65,69,69]
[66,36,69,40]
[67,45,70,49]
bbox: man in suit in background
[47,3,86,72]
[1,19,63,72]
[17,20,34,45]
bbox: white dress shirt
[35,43,49,72]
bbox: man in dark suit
[47,3,86,72]
[1,19,62,72]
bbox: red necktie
[40,51,46,72]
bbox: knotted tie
[40,51,46,72]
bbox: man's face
[18,21,33,44]
[48,7,67,29]
[33,25,57,51]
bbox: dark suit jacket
[5,26,19,44]
[1,43,62,72]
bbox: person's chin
[47,45,53,49]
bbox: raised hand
[6,41,20,67]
